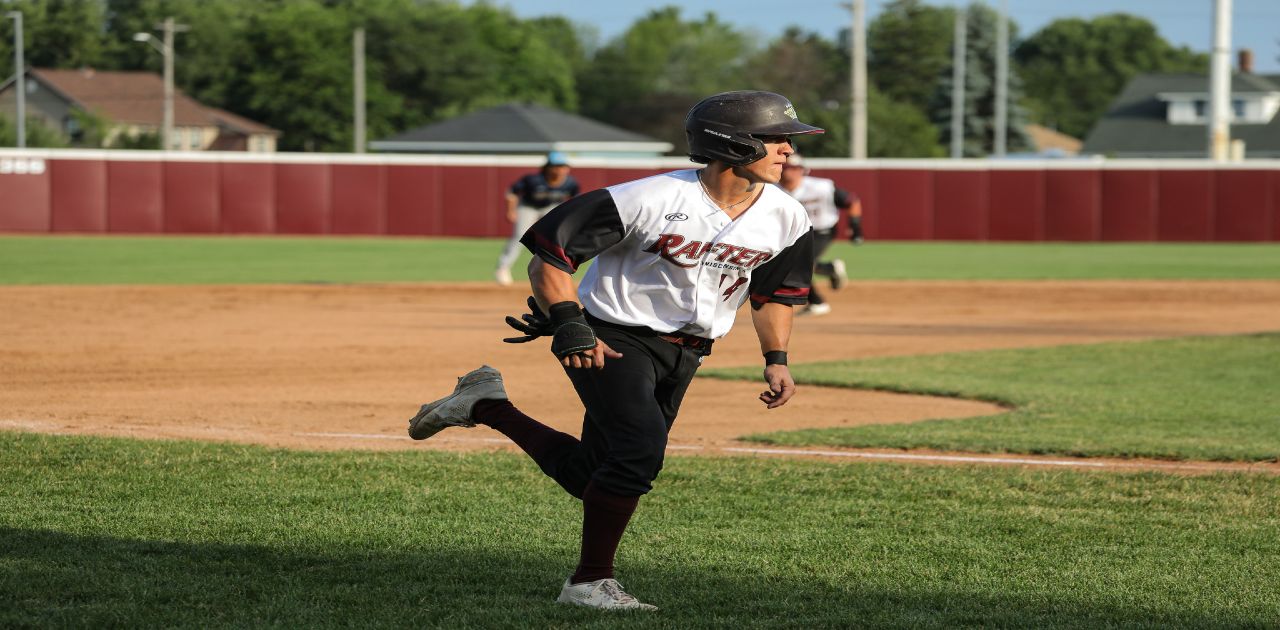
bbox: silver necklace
[697,171,755,211]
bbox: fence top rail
[2,148,1279,171]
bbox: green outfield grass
[703,333,1280,462]
[1,431,1277,628]
[2,235,1279,284]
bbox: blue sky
[489,0,1280,73]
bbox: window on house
[1194,100,1207,119]
[189,128,202,149]
[1232,99,1246,120]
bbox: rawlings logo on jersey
[644,233,774,271]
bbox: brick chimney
[1238,49,1254,74]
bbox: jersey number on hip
[719,274,748,301]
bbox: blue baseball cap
[545,151,569,166]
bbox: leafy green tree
[527,15,597,79]
[577,7,754,151]
[869,87,945,157]
[868,0,954,112]
[0,114,69,147]
[745,27,941,158]
[107,127,161,150]
[355,0,579,142]
[0,0,110,78]
[1015,13,1209,138]
[100,0,580,152]
[930,3,1034,156]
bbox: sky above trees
[493,0,1280,73]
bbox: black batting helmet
[684,91,824,166]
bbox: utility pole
[1208,0,1232,160]
[994,0,1008,156]
[135,18,188,151]
[353,28,366,154]
[842,1,867,160]
[950,6,967,159]
[6,10,24,148]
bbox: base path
[3,280,1278,472]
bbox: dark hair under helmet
[684,91,824,166]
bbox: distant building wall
[0,79,76,134]
[1,149,1277,241]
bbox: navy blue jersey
[510,173,580,209]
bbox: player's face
[545,164,570,182]
[737,136,794,184]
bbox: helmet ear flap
[689,119,766,166]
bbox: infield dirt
[3,280,1279,471]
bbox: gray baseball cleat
[831,258,848,290]
[408,365,507,440]
[556,578,658,612]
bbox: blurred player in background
[779,153,855,316]
[495,151,580,286]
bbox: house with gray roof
[370,102,673,157]
[1083,71,1280,158]
[0,68,279,151]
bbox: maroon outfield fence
[1,149,1277,242]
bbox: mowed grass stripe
[1,432,1277,628]
[702,332,1280,462]
[2,235,1280,284]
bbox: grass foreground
[2,431,1278,628]
[702,333,1280,462]
[2,235,1280,285]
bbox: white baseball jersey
[522,169,814,339]
[783,176,841,231]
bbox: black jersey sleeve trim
[520,188,625,274]
[748,227,815,309]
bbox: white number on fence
[0,158,47,175]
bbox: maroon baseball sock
[570,481,639,584]
[472,399,579,466]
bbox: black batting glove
[503,296,554,343]
[547,302,598,359]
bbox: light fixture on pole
[6,10,24,148]
[133,17,188,151]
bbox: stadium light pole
[950,6,967,159]
[6,10,24,148]
[993,0,1008,157]
[1208,0,1232,160]
[134,17,188,151]
[841,1,867,160]
[353,27,366,154]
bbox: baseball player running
[408,91,820,611]
[779,153,855,316]
[495,151,580,286]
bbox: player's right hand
[548,301,621,369]
[561,339,623,370]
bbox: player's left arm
[751,302,796,409]
[746,227,815,409]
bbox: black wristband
[764,350,788,366]
[548,301,583,324]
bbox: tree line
[0,0,1208,156]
